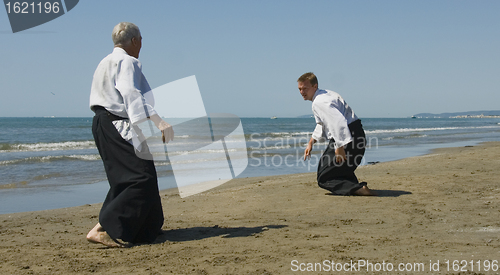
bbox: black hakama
[92,107,164,244]
[317,119,367,195]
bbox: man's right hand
[335,146,346,164]
[150,114,174,143]
[303,143,312,161]
[158,120,174,143]
[303,137,316,161]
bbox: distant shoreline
[413,110,500,119]
[450,114,500,119]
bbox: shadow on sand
[327,190,412,197]
[371,190,412,197]
[155,224,288,243]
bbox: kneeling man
[298,72,375,196]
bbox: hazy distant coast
[412,110,500,119]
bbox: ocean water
[1,116,499,214]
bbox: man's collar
[113,47,127,54]
[312,88,323,101]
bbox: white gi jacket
[311,89,358,149]
[90,47,156,150]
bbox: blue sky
[1,0,499,118]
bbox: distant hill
[413,110,500,118]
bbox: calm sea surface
[1,116,499,214]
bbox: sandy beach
[1,142,500,274]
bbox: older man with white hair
[87,22,173,247]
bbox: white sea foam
[1,141,96,152]
[170,148,241,156]
[259,144,293,150]
[267,131,311,137]
[0,154,101,166]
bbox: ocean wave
[0,140,96,152]
[245,125,500,140]
[164,137,248,146]
[153,153,248,166]
[0,154,101,166]
[246,132,311,139]
[169,148,242,156]
[365,125,499,134]
[273,131,312,137]
[382,134,428,141]
[248,144,294,150]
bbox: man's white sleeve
[115,58,157,125]
[312,123,323,141]
[314,100,352,149]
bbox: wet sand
[1,142,500,274]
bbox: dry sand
[1,142,500,274]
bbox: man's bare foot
[353,186,377,196]
[86,223,128,248]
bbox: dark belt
[348,119,362,130]
[91,106,127,121]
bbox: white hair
[112,22,141,47]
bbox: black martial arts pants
[92,106,164,244]
[317,119,367,195]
